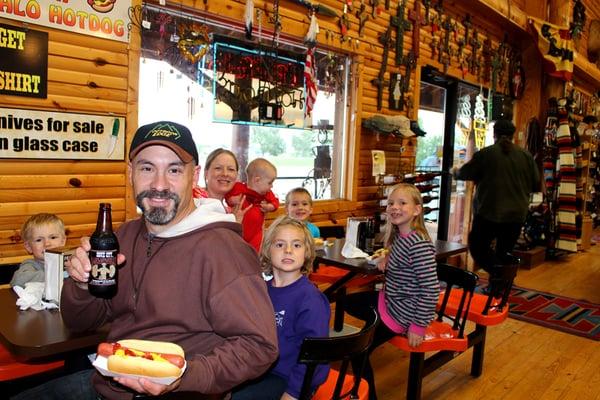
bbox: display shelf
[377,172,441,225]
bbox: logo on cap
[145,123,182,140]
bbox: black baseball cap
[129,121,199,165]
[493,119,516,137]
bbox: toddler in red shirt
[226,158,279,252]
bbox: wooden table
[433,240,470,261]
[315,239,468,330]
[0,288,109,360]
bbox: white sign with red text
[0,0,131,42]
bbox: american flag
[304,48,317,118]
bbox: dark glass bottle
[373,211,381,234]
[415,183,439,193]
[357,221,367,251]
[365,218,375,253]
[423,206,440,215]
[421,195,439,205]
[88,203,119,298]
[403,172,441,184]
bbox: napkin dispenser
[346,217,369,251]
[44,247,74,305]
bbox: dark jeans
[344,291,397,400]
[230,372,287,400]
[10,369,100,400]
[9,368,218,400]
[468,214,522,274]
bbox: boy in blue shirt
[285,187,320,238]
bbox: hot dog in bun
[88,0,116,13]
[97,339,185,378]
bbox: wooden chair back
[297,310,379,400]
[436,263,479,338]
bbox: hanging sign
[0,0,131,43]
[0,108,125,160]
[528,17,573,81]
[0,23,47,98]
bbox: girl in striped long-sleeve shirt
[345,183,439,400]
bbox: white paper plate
[92,355,186,385]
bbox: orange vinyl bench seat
[0,343,64,381]
[388,320,468,353]
[439,289,510,326]
[312,368,370,400]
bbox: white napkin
[341,241,369,258]
[13,282,59,311]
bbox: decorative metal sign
[215,43,304,87]
[212,41,307,128]
[0,23,48,98]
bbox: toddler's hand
[260,201,275,213]
[228,194,242,206]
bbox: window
[137,8,351,201]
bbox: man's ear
[193,165,201,187]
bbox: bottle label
[89,249,117,285]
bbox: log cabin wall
[566,0,600,99]
[1,0,599,265]
[260,0,555,223]
[0,10,138,265]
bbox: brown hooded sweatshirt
[61,198,278,399]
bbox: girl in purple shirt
[232,216,330,400]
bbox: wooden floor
[348,236,600,400]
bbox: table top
[434,239,469,260]
[315,239,467,272]
[0,288,109,360]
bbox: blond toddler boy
[10,213,66,288]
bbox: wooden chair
[440,257,519,377]
[387,263,478,400]
[0,343,64,382]
[297,310,379,400]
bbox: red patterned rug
[507,286,600,341]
